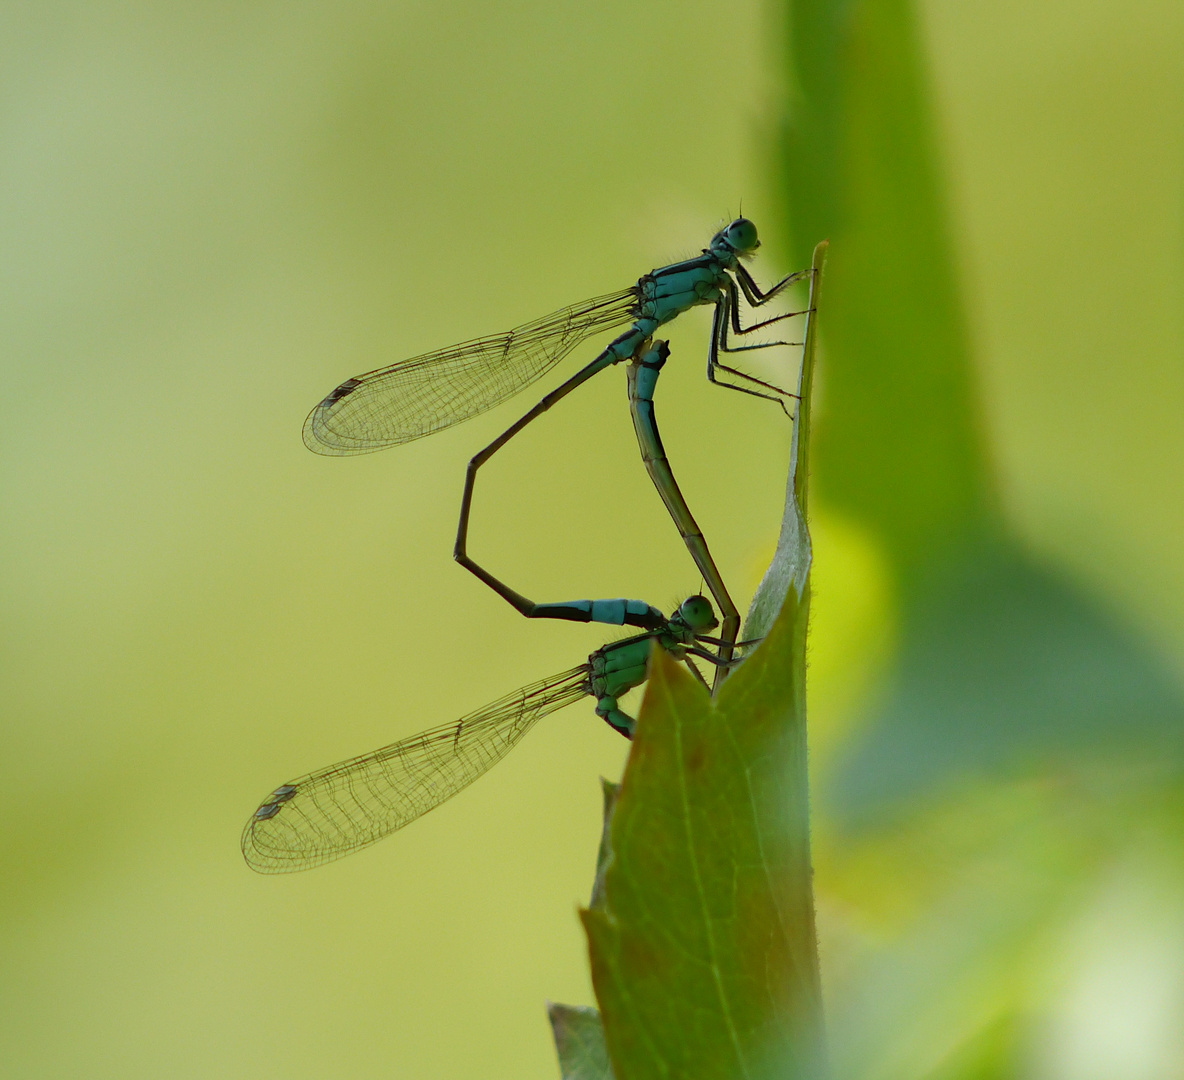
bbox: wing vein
[303,289,638,454]
[242,666,590,872]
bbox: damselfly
[243,596,748,872]
[303,220,812,685]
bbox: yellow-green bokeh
[2,1,1182,1078]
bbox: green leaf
[580,251,827,1079]
[582,591,823,1080]
[744,240,828,643]
[780,0,993,579]
[548,784,619,1079]
[776,0,1184,818]
[548,1003,616,1080]
[589,778,620,912]
[772,6,1184,1077]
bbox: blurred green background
[2,1,1182,1078]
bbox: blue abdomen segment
[531,598,665,629]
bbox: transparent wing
[303,289,638,454]
[242,665,590,873]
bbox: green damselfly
[243,596,747,873]
[303,219,813,685]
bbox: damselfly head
[711,217,760,257]
[674,595,718,633]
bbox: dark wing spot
[325,378,362,407]
[253,784,297,819]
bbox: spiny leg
[627,341,740,691]
[706,298,800,415]
[709,268,812,405]
[685,643,741,667]
[722,278,810,381]
[711,357,799,408]
[728,300,803,337]
[734,262,812,306]
[695,634,764,650]
[683,656,711,691]
[725,279,807,356]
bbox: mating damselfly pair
[243,218,817,872]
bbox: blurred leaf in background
[776,0,1184,1076]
